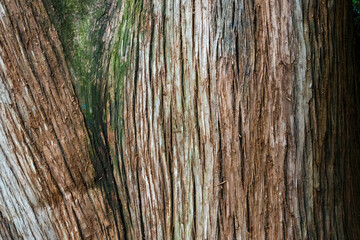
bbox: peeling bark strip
[1,0,360,240]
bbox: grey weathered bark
[0,0,359,239]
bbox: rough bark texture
[0,0,359,239]
[0,0,123,238]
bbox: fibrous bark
[0,0,359,239]
[0,0,122,238]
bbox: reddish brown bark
[0,0,123,238]
[0,0,359,239]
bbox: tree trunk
[0,0,359,239]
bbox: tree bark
[0,0,359,239]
